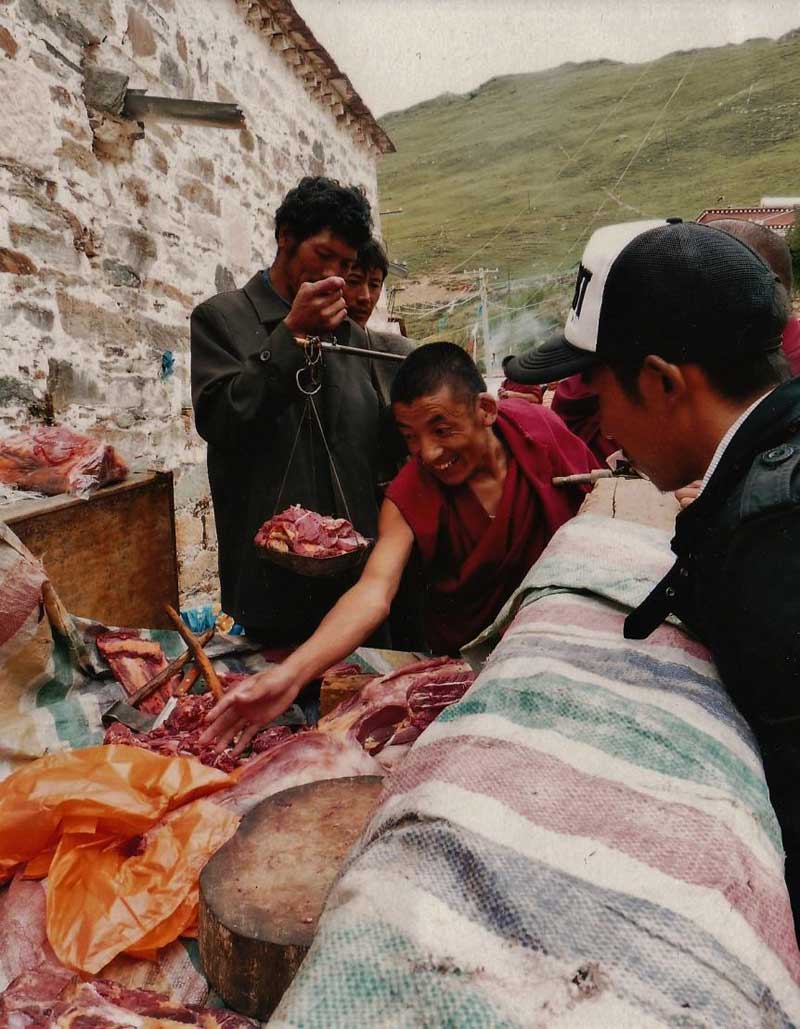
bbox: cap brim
[502,333,598,385]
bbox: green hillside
[377,30,800,347]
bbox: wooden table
[580,476,680,533]
[1,471,179,629]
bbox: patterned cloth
[272,515,800,1027]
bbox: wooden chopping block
[319,672,378,717]
[198,775,384,1020]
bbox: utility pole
[466,266,499,374]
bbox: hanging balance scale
[256,334,405,579]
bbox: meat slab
[318,656,475,766]
[215,732,385,815]
[0,970,256,1027]
[0,425,128,496]
[255,505,369,558]
[96,631,178,715]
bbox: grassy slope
[378,31,800,285]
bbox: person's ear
[276,226,295,254]
[640,355,687,405]
[476,392,499,425]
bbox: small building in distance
[697,206,797,237]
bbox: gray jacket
[191,272,402,641]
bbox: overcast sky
[291,0,800,117]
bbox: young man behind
[200,342,598,751]
[342,236,415,406]
[505,217,800,939]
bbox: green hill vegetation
[377,30,800,351]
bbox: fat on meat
[215,732,384,815]
[96,631,177,715]
[0,426,128,496]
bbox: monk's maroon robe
[385,400,599,654]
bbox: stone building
[0,0,393,606]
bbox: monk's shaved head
[391,341,487,407]
[710,219,793,293]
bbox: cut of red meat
[0,426,128,496]
[0,964,76,1024]
[250,725,293,753]
[254,506,369,559]
[101,692,295,772]
[318,657,475,765]
[0,971,257,1027]
[354,705,408,754]
[96,631,178,715]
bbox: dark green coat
[626,377,800,935]
[190,271,398,642]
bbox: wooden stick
[176,663,202,697]
[41,579,93,674]
[165,605,225,699]
[552,469,614,486]
[128,628,214,708]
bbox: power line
[558,52,699,271]
[443,59,655,276]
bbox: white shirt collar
[698,390,773,494]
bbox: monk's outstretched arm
[200,500,415,752]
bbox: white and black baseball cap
[503,218,785,384]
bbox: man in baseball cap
[508,217,800,938]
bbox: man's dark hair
[354,237,389,280]
[710,219,793,294]
[608,280,792,402]
[274,177,372,248]
[391,342,486,406]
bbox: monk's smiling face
[392,385,499,486]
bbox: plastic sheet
[47,799,239,973]
[0,745,238,973]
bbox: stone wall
[0,0,383,608]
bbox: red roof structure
[697,207,796,236]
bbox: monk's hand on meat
[284,276,347,336]
[199,665,300,756]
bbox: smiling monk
[201,342,598,751]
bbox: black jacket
[190,272,395,642]
[626,377,800,931]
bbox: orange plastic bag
[0,745,232,882]
[47,798,239,972]
[0,745,239,972]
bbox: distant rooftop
[697,206,796,234]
